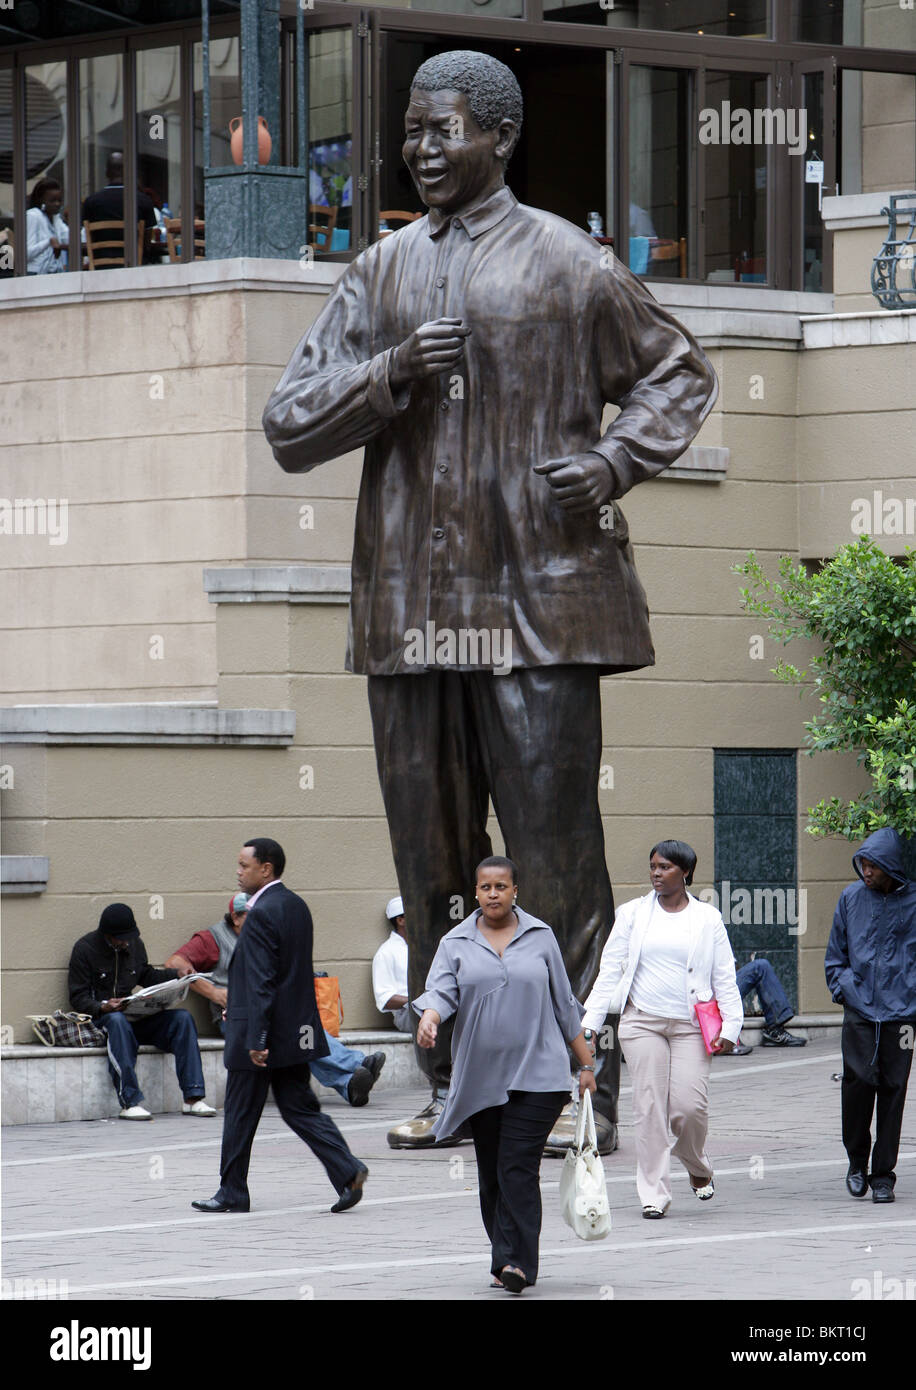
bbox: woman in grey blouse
[415,856,596,1294]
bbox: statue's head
[403,50,523,216]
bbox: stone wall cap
[0,257,342,310]
[0,704,295,745]
[822,190,916,231]
[204,565,352,603]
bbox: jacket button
[433,528,445,539]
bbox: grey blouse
[412,906,585,1140]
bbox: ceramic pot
[229,116,272,166]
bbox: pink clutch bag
[694,998,723,1054]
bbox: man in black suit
[192,838,368,1214]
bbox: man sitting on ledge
[68,902,217,1120]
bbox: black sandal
[500,1266,527,1294]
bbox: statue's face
[402,88,511,215]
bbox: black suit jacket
[223,882,331,1072]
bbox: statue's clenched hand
[534,452,617,513]
[389,318,471,389]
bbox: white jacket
[581,891,744,1044]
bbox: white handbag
[559,1088,612,1241]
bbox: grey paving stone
[1,1040,913,1302]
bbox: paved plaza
[2,1038,914,1304]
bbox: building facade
[1,0,914,1048]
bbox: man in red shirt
[167,895,386,1106]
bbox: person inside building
[372,895,410,1033]
[81,152,158,266]
[167,893,387,1108]
[825,827,916,1204]
[68,902,217,1120]
[727,956,808,1055]
[26,178,69,275]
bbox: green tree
[734,537,916,840]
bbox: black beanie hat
[98,903,140,937]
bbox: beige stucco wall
[2,243,912,1042]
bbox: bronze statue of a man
[264,50,717,1152]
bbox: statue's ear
[495,118,520,164]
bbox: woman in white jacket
[581,840,743,1218]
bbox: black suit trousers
[841,1008,915,1183]
[218,1064,360,1204]
[469,1090,569,1285]
[368,668,621,1123]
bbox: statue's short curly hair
[411,50,523,136]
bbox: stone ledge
[0,855,49,896]
[1,1030,421,1125]
[656,444,729,483]
[821,190,915,232]
[800,308,916,349]
[0,257,341,310]
[204,564,351,604]
[0,703,295,745]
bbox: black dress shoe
[191,1195,249,1213]
[347,1066,374,1107]
[845,1167,868,1198]
[331,1162,369,1213]
[363,1051,386,1082]
[871,1180,895,1204]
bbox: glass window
[136,44,183,244]
[25,61,69,274]
[306,29,353,253]
[195,35,240,173]
[0,70,13,277]
[702,71,768,283]
[803,71,825,292]
[794,0,916,50]
[545,0,768,36]
[80,52,124,207]
[628,65,691,278]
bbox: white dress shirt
[372,929,408,1012]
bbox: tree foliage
[734,537,916,840]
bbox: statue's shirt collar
[426,184,517,240]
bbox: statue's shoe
[542,1100,618,1157]
[387,1095,460,1149]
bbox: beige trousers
[617,1002,713,1210]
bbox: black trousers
[841,1008,915,1183]
[368,668,621,1122]
[469,1090,569,1285]
[217,1064,361,1205]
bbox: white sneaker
[119,1105,152,1121]
[182,1099,217,1117]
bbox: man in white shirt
[372,896,410,1033]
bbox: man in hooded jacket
[825,828,916,1202]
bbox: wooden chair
[649,236,687,278]
[308,203,338,253]
[83,219,145,269]
[164,217,206,263]
[380,210,421,228]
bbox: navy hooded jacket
[825,828,916,1022]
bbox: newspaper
[119,973,213,1019]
